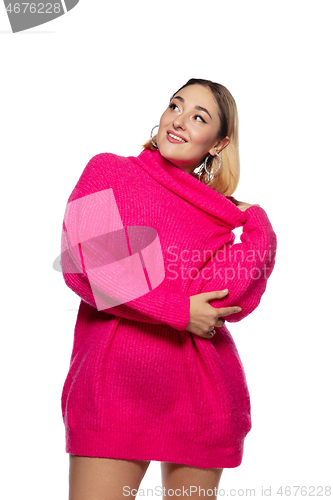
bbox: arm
[197,205,277,322]
[60,154,190,332]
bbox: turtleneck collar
[133,148,246,230]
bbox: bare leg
[68,454,151,500]
[161,462,223,500]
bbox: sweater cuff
[243,205,271,227]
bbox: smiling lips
[167,131,187,144]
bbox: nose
[172,113,186,130]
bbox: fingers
[191,326,216,339]
[216,318,225,327]
[208,318,225,335]
[189,289,241,339]
[208,326,215,335]
[195,320,225,340]
[204,289,241,317]
[218,306,242,317]
[205,289,229,301]
[203,327,216,339]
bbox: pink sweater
[60,148,277,468]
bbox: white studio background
[1,1,332,498]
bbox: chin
[158,143,198,170]
[160,152,181,167]
[158,145,177,164]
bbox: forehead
[173,84,218,115]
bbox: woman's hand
[228,196,260,212]
[186,290,242,339]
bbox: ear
[208,136,230,155]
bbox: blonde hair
[142,78,240,196]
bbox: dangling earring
[204,152,222,176]
[150,125,159,149]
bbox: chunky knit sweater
[60,148,277,468]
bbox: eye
[194,115,206,123]
[169,102,179,111]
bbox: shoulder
[81,152,134,179]
[68,153,128,202]
[86,152,126,168]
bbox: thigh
[161,462,223,500]
[69,454,151,500]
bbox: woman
[61,78,277,499]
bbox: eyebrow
[173,95,212,120]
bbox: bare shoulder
[227,196,260,212]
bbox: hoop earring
[150,125,159,149]
[204,152,222,176]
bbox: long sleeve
[197,205,277,322]
[60,153,190,332]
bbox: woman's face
[156,84,229,174]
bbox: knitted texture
[60,148,277,468]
